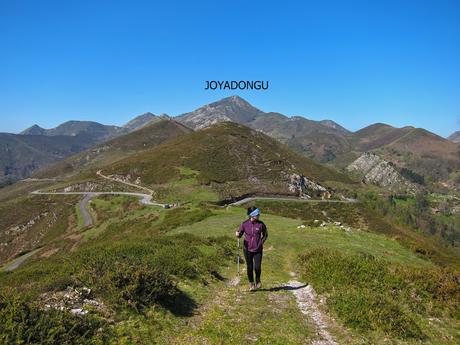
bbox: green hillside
[105,122,357,200]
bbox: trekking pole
[237,237,240,277]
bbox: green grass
[81,198,161,241]
[254,198,460,268]
[0,228,235,342]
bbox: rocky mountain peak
[217,95,251,106]
[176,96,264,130]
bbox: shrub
[208,235,235,258]
[77,246,175,311]
[0,289,109,344]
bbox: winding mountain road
[31,170,165,227]
[31,190,166,227]
[31,190,163,206]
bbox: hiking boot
[255,282,261,289]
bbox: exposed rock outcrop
[288,173,332,199]
[346,152,420,194]
[40,286,108,316]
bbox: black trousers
[243,247,263,283]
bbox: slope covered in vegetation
[105,122,357,199]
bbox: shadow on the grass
[159,288,198,316]
[256,284,308,292]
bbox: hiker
[235,206,268,291]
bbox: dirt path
[170,263,337,343]
[288,279,339,345]
[171,272,340,345]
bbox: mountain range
[21,112,160,138]
[1,96,459,191]
[175,96,459,190]
[0,113,161,185]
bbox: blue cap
[249,208,260,217]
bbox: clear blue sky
[1,0,459,137]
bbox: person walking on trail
[235,206,268,291]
